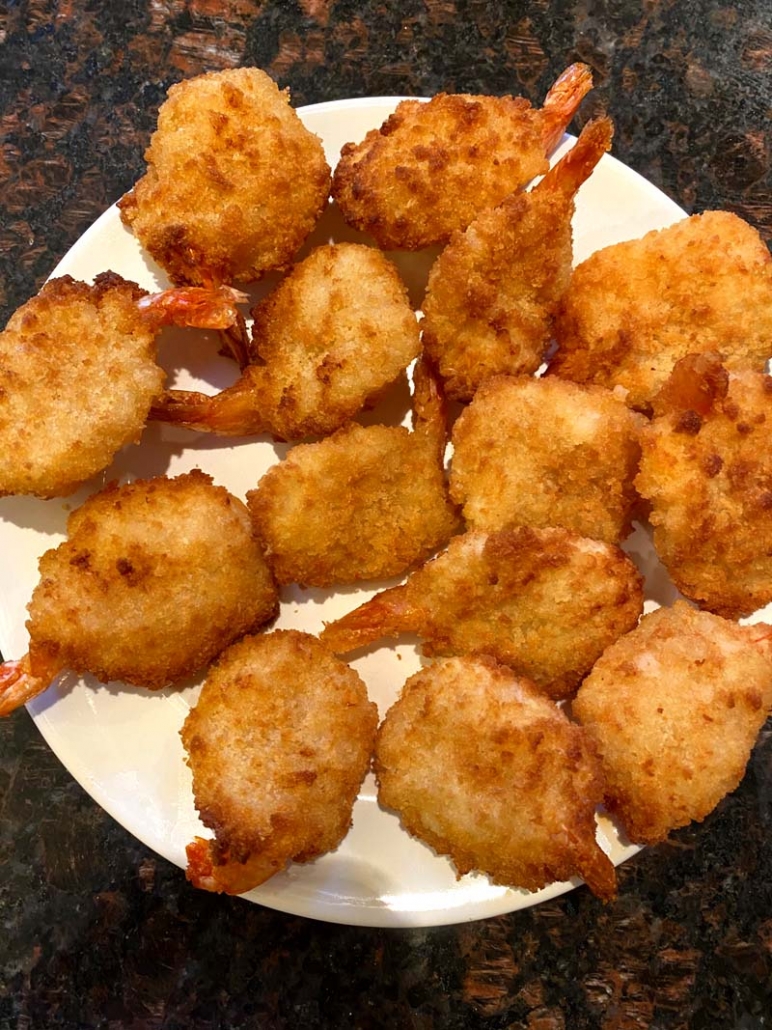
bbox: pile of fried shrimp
[3,64,772,906]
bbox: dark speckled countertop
[2,2,772,1027]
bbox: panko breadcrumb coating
[0,471,278,715]
[331,63,593,250]
[549,211,772,411]
[636,353,772,619]
[152,243,422,440]
[375,656,616,899]
[119,68,331,286]
[449,374,643,544]
[421,117,612,401]
[181,630,378,894]
[247,358,459,586]
[0,274,164,499]
[322,525,643,699]
[573,602,772,845]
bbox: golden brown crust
[375,656,616,899]
[449,374,644,544]
[181,630,378,894]
[549,211,772,411]
[26,471,278,689]
[322,525,644,699]
[573,602,772,845]
[247,414,459,587]
[421,117,612,401]
[119,68,331,285]
[636,358,772,618]
[0,274,163,498]
[150,243,422,440]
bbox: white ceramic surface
[0,97,690,928]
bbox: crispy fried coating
[0,273,164,499]
[181,629,378,894]
[375,656,616,899]
[246,359,459,586]
[322,526,643,699]
[331,64,593,250]
[549,211,772,411]
[636,354,772,618]
[151,243,422,440]
[573,602,772,845]
[421,117,612,401]
[22,471,278,693]
[449,375,643,544]
[119,68,331,286]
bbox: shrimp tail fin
[538,115,614,198]
[411,356,449,462]
[320,585,419,654]
[541,62,594,154]
[0,654,55,717]
[138,284,249,330]
[150,368,270,436]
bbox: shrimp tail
[537,115,613,198]
[138,284,249,330]
[320,585,420,654]
[150,367,270,436]
[185,836,284,894]
[0,654,56,717]
[541,62,594,154]
[411,356,449,462]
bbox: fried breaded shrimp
[421,117,613,401]
[0,273,247,498]
[181,630,378,894]
[118,68,331,286]
[322,526,643,699]
[573,602,772,845]
[549,211,772,411]
[0,471,278,715]
[448,375,643,544]
[246,358,459,586]
[375,656,616,899]
[635,353,772,618]
[151,243,422,440]
[331,63,593,251]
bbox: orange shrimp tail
[0,654,54,717]
[185,836,283,894]
[537,116,613,198]
[411,356,449,461]
[321,586,417,654]
[150,371,269,437]
[138,284,249,330]
[185,837,223,892]
[541,62,594,153]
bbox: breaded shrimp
[321,525,643,699]
[331,63,593,251]
[375,656,616,899]
[246,358,459,586]
[449,374,643,544]
[0,273,246,498]
[0,471,278,715]
[636,353,772,619]
[151,243,422,440]
[421,116,613,401]
[549,211,772,411]
[118,68,331,286]
[573,602,772,845]
[182,630,378,894]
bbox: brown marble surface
[2,2,772,1027]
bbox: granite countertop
[2,2,772,1027]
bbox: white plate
[0,97,689,928]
